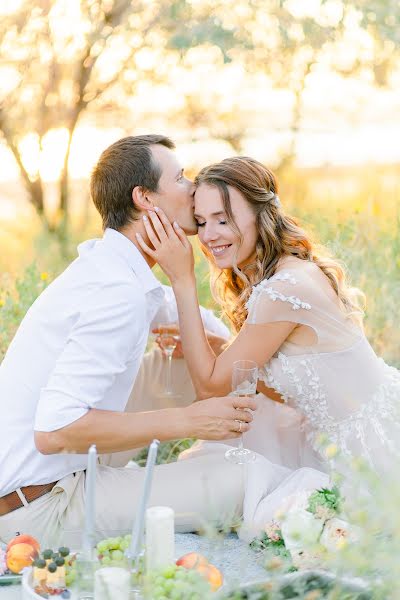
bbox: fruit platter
[1,531,225,599]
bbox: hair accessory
[265,190,281,208]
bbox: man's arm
[34,396,257,455]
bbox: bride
[136,156,400,530]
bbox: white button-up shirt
[0,229,165,496]
[0,229,230,496]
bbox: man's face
[148,144,197,235]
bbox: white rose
[320,517,359,551]
[281,508,324,552]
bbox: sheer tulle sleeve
[246,272,314,328]
[245,267,362,353]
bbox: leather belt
[0,482,57,516]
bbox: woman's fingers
[147,209,169,242]
[142,215,162,248]
[153,207,175,238]
[135,232,156,258]
[172,221,191,248]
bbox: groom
[0,135,255,548]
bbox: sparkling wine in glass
[225,360,258,464]
[158,323,181,399]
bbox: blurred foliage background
[0,0,399,365]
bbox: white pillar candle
[145,506,175,572]
[94,567,130,600]
[82,444,97,557]
[128,439,160,560]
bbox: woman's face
[194,183,258,269]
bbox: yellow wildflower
[40,272,49,281]
[325,444,338,459]
[336,537,348,550]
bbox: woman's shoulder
[256,257,318,289]
[246,258,316,314]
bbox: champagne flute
[225,360,258,464]
[158,322,181,399]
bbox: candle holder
[75,550,100,599]
[126,549,145,598]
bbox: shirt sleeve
[34,284,143,432]
[152,285,231,339]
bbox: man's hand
[181,395,257,440]
[152,328,228,359]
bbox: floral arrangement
[249,486,359,572]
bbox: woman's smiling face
[194,183,259,269]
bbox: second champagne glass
[225,359,258,464]
[158,323,181,399]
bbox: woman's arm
[136,208,295,399]
[173,276,294,397]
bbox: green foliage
[0,264,49,361]
[134,438,196,466]
[307,487,341,517]
[249,531,289,559]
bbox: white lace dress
[182,260,400,537]
[244,263,400,475]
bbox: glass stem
[166,352,173,395]
[237,434,244,452]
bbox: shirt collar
[78,228,163,295]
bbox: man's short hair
[90,134,175,230]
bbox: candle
[82,443,97,557]
[127,439,160,560]
[94,567,130,600]
[145,506,175,572]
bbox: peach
[176,552,209,569]
[7,533,40,555]
[6,542,38,574]
[197,563,224,591]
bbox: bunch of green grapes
[144,564,212,600]
[96,534,131,567]
[64,551,77,588]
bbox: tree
[0,0,237,234]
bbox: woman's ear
[132,186,154,212]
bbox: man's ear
[132,186,154,212]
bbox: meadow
[1,163,399,367]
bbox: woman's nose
[202,224,218,244]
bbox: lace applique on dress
[260,352,400,468]
[262,287,311,311]
[245,272,311,316]
[270,272,297,285]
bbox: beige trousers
[0,350,244,549]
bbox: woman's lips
[209,244,232,257]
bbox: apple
[176,552,209,569]
[6,542,38,574]
[197,563,223,591]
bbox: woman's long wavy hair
[194,156,365,333]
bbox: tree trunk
[279,58,315,171]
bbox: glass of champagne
[158,323,181,399]
[225,359,258,464]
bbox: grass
[1,163,399,368]
[0,164,399,598]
